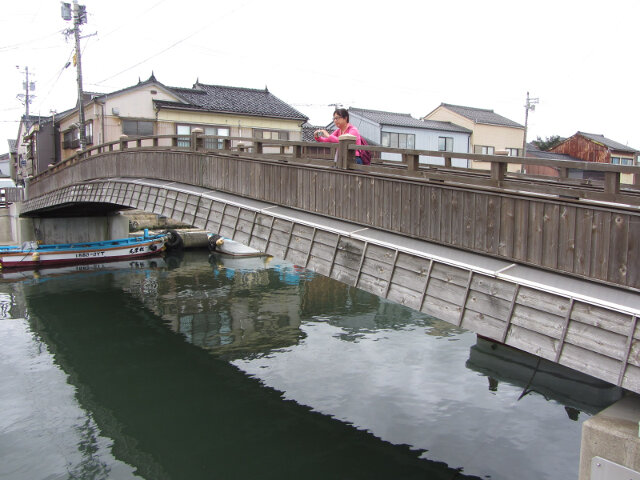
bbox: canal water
[0,250,622,480]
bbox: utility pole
[522,92,539,157]
[62,1,88,150]
[16,66,35,117]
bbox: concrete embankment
[579,393,640,479]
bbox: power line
[94,0,256,86]
[0,29,65,52]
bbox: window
[176,124,191,148]
[175,124,230,149]
[204,126,230,150]
[381,132,415,149]
[611,156,634,166]
[85,121,93,145]
[438,137,453,152]
[63,128,80,149]
[474,145,495,155]
[253,129,289,141]
[506,148,521,156]
[122,120,154,137]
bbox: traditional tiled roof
[576,132,638,153]
[160,82,308,121]
[437,103,523,128]
[351,107,471,133]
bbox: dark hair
[333,108,349,122]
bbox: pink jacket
[316,124,362,156]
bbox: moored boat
[0,231,167,269]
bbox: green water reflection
[0,250,622,480]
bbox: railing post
[223,138,232,151]
[294,144,302,159]
[119,135,129,150]
[491,160,506,185]
[337,134,357,169]
[191,128,203,152]
[404,153,420,172]
[255,141,263,154]
[153,136,159,147]
[604,171,620,197]
[444,155,452,168]
[557,167,568,179]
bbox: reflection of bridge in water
[11,134,640,397]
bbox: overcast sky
[1,0,638,152]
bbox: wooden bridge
[12,132,640,394]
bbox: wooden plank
[486,194,500,254]
[389,264,429,296]
[527,201,544,264]
[421,295,462,325]
[608,213,629,286]
[621,364,640,393]
[513,198,529,261]
[506,324,557,360]
[542,203,559,269]
[470,274,517,302]
[590,210,611,281]
[574,209,593,277]
[460,309,506,340]
[557,343,620,385]
[450,189,465,247]
[474,195,488,251]
[628,216,640,289]
[429,187,441,241]
[440,188,452,244]
[558,205,576,272]
[465,288,513,320]
[570,302,635,337]
[511,304,566,340]
[462,191,475,249]
[516,286,573,317]
[387,282,423,310]
[426,276,467,307]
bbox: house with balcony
[53,74,308,162]
[422,103,524,169]
[348,107,472,166]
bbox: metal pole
[522,92,529,157]
[73,0,87,151]
[25,66,30,117]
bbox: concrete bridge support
[31,213,128,245]
[579,394,640,479]
[0,203,128,245]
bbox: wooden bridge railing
[45,132,640,209]
[23,133,640,291]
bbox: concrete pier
[579,393,640,479]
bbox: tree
[531,135,564,151]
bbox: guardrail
[40,132,640,209]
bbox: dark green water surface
[0,250,622,480]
